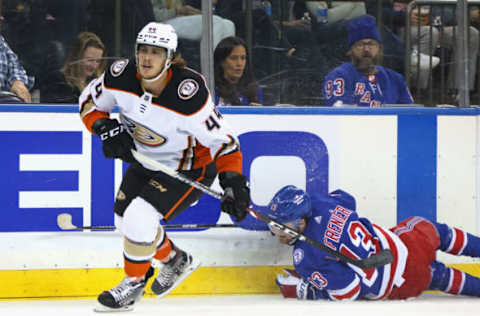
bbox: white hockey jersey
[79,59,242,174]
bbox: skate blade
[93,302,134,313]
[156,257,202,299]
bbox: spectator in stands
[198,0,289,53]
[391,1,478,95]
[302,0,409,77]
[271,0,319,63]
[323,15,413,107]
[151,0,235,49]
[470,5,480,30]
[302,1,368,74]
[40,32,107,103]
[430,4,480,95]
[384,2,439,92]
[0,35,34,103]
[305,1,366,25]
[214,36,263,106]
[404,4,441,90]
[210,0,295,70]
[365,0,439,79]
[253,0,329,105]
[33,0,89,53]
[2,0,89,92]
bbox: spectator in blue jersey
[263,185,480,301]
[0,35,34,103]
[214,36,263,106]
[323,15,413,107]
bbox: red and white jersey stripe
[365,225,408,300]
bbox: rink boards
[0,105,479,298]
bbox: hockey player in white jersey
[79,22,250,312]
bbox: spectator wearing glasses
[323,15,413,107]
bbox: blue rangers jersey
[293,190,408,300]
[323,62,414,107]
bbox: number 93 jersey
[79,59,242,174]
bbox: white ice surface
[0,293,478,316]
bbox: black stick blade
[355,249,394,270]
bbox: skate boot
[95,266,154,312]
[151,246,201,298]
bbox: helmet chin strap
[142,59,171,83]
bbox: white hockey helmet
[136,22,178,81]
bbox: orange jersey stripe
[216,151,242,174]
[81,110,109,134]
[177,139,213,171]
[192,142,213,170]
[178,139,241,174]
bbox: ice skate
[151,247,201,298]
[94,267,154,312]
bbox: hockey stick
[56,213,237,231]
[131,150,394,270]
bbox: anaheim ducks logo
[134,124,167,146]
[121,116,167,147]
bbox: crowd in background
[1,0,479,107]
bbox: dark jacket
[40,70,81,104]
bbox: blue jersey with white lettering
[323,62,414,107]
[292,190,408,300]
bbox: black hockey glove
[92,118,136,163]
[219,171,250,222]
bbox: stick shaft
[57,213,237,231]
[131,150,223,199]
[66,223,237,230]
